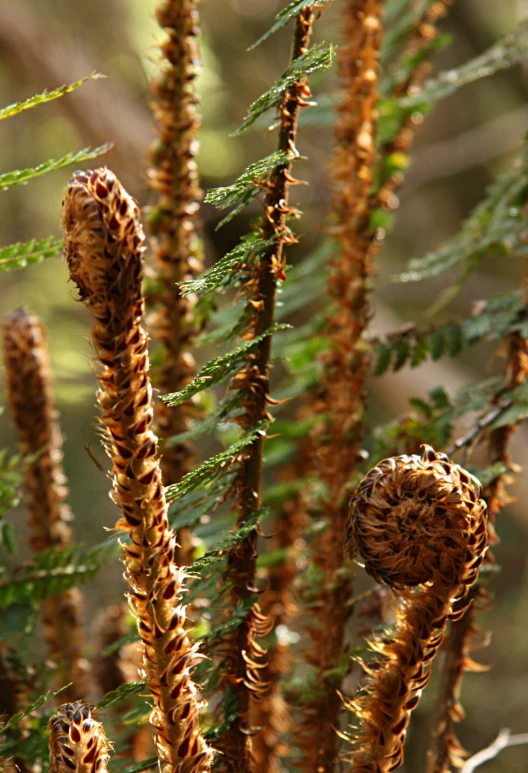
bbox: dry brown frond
[346,446,488,773]
[61,167,213,773]
[49,702,110,773]
[148,1,203,538]
[2,308,93,703]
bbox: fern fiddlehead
[346,445,488,773]
[148,0,204,560]
[49,702,110,773]
[61,168,213,773]
[2,308,93,703]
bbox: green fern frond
[395,151,528,310]
[401,18,528,107]
[0,73,102,122]
[0,688,65,733]
[187,510,264,575]
[0,543,116,607]
[96,680,145,709]
[205,152,290,227]
[181,235,279,297]
[232,42,334,135]
[249,0,335,49]
[165,420,273,502]
[372,289,527,375]
[0,141,114,190]
[162,324,290,405]
[0,236,63,272]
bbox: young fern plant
[1,4,528,773]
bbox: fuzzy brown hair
[346,446,488,773]
[61,167,213,773]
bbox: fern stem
[376,0,451,209]
[62,168,213,773]
[427,327,528,773]
[49,702,110,773]
[216,10,316,773]
[148,0,203,534]
[251,448,311,773]
[346,446,488,773]
[296,3,383,770]
[2,308,93,703]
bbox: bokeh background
[0,0,527,770]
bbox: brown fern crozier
[346,445,488,773]
[2,308,92,703]
[61,167,213,773]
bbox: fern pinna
[0,3,528,773]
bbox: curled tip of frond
[348,444,488,591]
[345,446,489,773]
[62,167,145,312]
[61,168,214,773]
[49,702,110,773]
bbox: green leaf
[401,19,528,107]
[394,151,528,306]
[0,688,67,732]
[249,0,335,49]
[0,141,114,190]
[374,343,393,376]
[1,523,16,555]
[0,542,116,608]
[232,43,334,135]
[166,421,273,502]
[162,324,291,406]
[491,382,528,429]
[392,337,411,370]
[181,234,278,297]
[0,236,63,272]
[205,151,290,212]
[0,74,101,121]
[187,510,264,575]
[97,681,145,709]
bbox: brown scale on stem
[2,308,93,703]
[61,167,213,773]
[297,3,454,765]
[427,314,528,773]
[148,0,203,566]
[251,443,312,773]
[345,445,488,773]
[215,10,317,773]
[49,702,110,773]
[297,3,383,771]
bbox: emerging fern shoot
[346,445,488,772]
[49,702,110,773]
[61,168,213,773]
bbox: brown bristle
[62,167,213,773]
[345,446,488,772]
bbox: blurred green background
[0,0,527,770]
